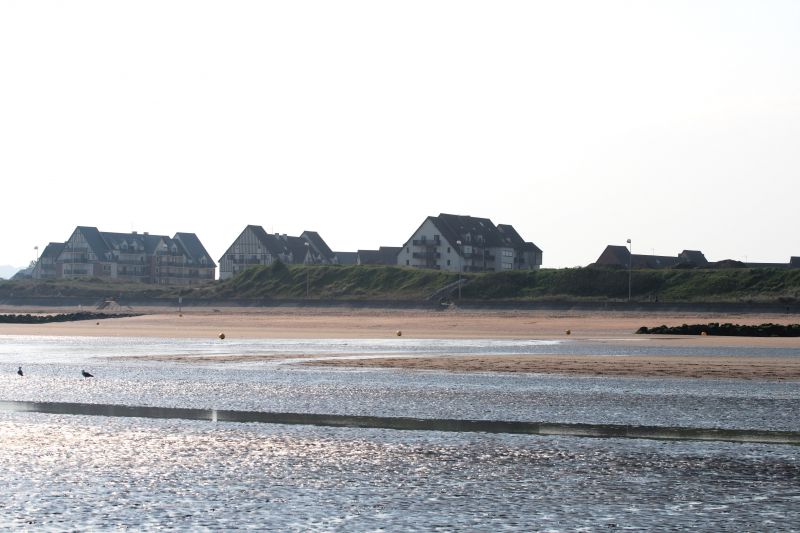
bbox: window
[447,259,451,266]
[447,247,451,253]
[502,262,513,270]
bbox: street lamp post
[626,238,632,302]
[456,240,462,300]
[304,242,310,298]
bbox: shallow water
[1,413,798,531]
[1,334,799,363]
[2,359,798,431]
[1,335,799,530]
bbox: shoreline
[2,306,799,380]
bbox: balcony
[412,252,441,260]
[412,239,441,247]
[156,273,215,280]
[230,258,268,265]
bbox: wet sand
[1,305,799,379]
[307,354,800,380]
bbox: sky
[1,1,799,273]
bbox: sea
[0,335,798,531]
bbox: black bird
[81,369,94,379]
[17,366,23,377]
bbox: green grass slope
[2,264,799,304]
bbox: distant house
[397,213,542,272]
[593,245,800,269]
[39,226,215,284]
[334,251,358,266]
[218,225,337,280]
[358,247,402,266]
[32,242,66,279]
[594,245,708,269]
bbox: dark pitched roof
[595,245,703,269]
[224,226,334,264]
[302,231,334,260]
[39,242,65,260]
[283,235,312,262]
[678,250,708,265]
[594,245,631,267]
[603,248,680,269]
[244,225,288,256]
[335,251,358,265]
[497,224,543,253]
[99,231,163,256]
[68,227,215,268]
[175,232,216,267]
[358,247,401,265]
[75,226,111,257]
[433,213,505,248]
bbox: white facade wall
[397,219,462,272]
[219,227,274,280]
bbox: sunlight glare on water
[1,413,797,531]
[1,334,799,530]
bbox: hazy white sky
[1,1,798,270]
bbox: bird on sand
[81,369,94,379]
[17,366,23,377]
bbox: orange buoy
[396,330,402,337]
[219,333,226,340]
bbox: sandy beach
[1,305,798,380]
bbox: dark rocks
[636,322,800,337]
[0,312,139,324]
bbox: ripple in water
[0,413,797,531]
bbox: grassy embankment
[2,262,800,304]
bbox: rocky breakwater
[0,312,140,324]
[636,322,800,337]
